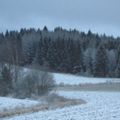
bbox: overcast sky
[0,0,119,37]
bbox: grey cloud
[0,0,120,37]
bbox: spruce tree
[115,57,120,77]
[94,45,108,77]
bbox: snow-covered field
[0,97,39,112]
[4,91,120,120]
[54,73,120,85]
[21,67,120,85]
[1,69,120,120]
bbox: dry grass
[0,104,48,118]
[0,94,86,119]
[46,93,86,109]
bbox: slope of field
[20,67,120,85]
[5,91,120,120]
[53,73,120,85]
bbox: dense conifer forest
[0,26,120,77]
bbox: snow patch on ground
[0,97,39,112]
[53,73,120,85]
[5,91,120,120]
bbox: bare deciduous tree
[14,69,55,98]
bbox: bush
[36,71,55,95]
[14,70,55,98]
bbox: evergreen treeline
[0,26,120,77]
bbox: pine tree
[46,41,58,70]
[85,52,93,75]
[43,26,48,32]
[26,43,36,64]
[94,45,108,77]
[116,45,120,64]
[73,41,83,74]
[115,57,120,77]
[37,40,44,65]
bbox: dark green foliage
[0,27,120,77]
[94,45,108,77]
[115,57,120,77]
[0,65,12,96]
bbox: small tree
[15,72,36,98]
[14,70,55,98]
[36,71,55,95]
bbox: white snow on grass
[53,73,120,85]
[20,67,120,85]
[5,91,120,120]
[0,97,39,112]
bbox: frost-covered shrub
[14,70,55,98]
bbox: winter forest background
[0,26,120,78]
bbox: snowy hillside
[5,91,120,120]
[53,73,120,85]
[1,68,119,119]
[19,68,120,85]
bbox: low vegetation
[0,93,85,118]
[0,64,55,98]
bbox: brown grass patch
[0,94,86,119]
[46,93,86,109]
[0,104,48,118]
